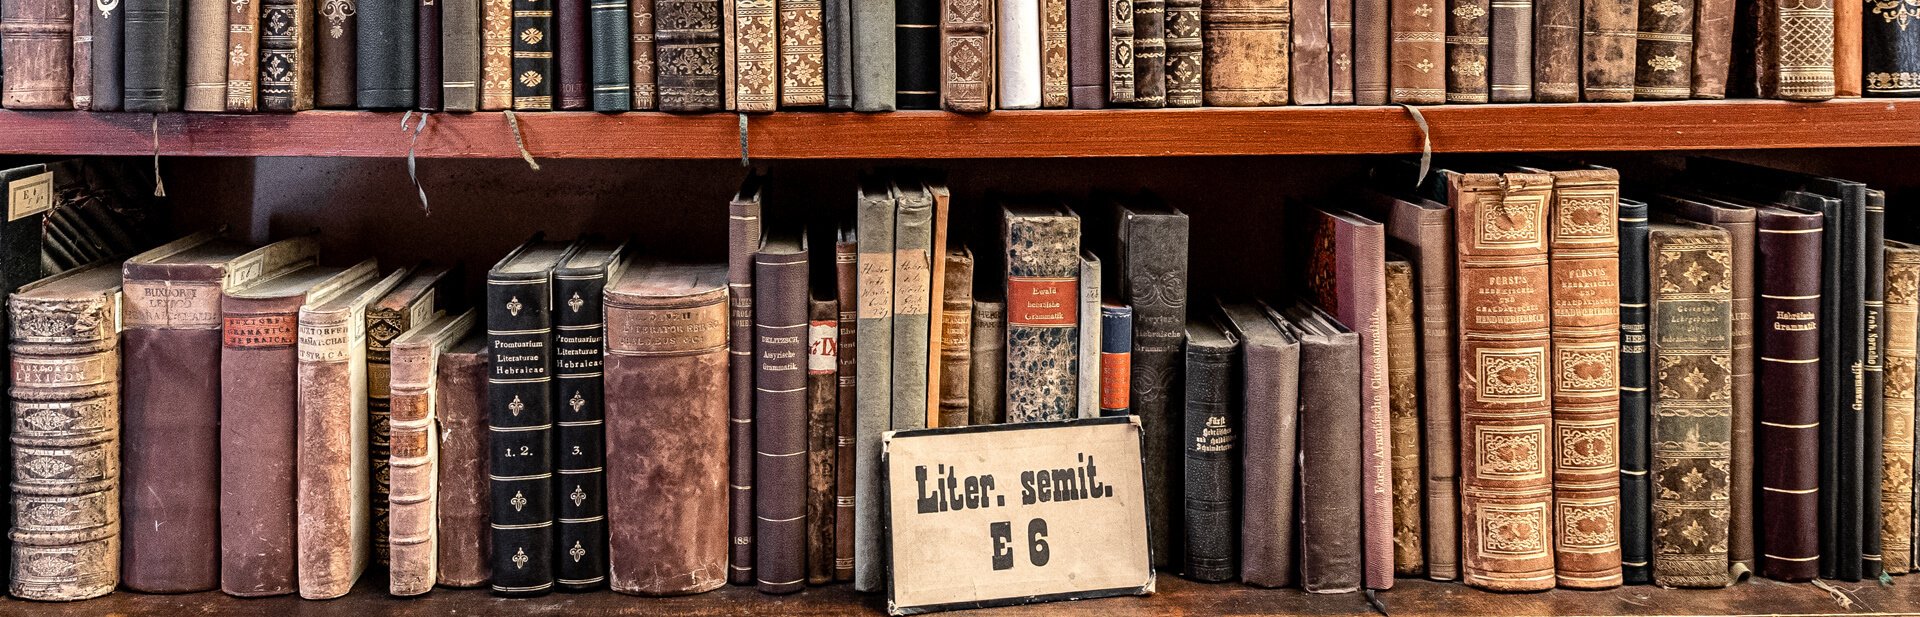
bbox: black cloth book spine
[1116,202,1189,570]
[588,0,631,110]
[356,0,418,108]
[1618,198,1652,585]
[894,0,937,108]
[257,0,302,111]
[1863,189,1886,579]
[754,237,808,594]
[1182,317,1239,582]
[487,262,560,597]
[122,0,183,110]
[511,0,554,108]
[1863,4,1920,96]
[91,0,124,110]
[1786,189,1850,580]
[553,262,614,590]
[1829,180,1867,582]
[418,0,442,109]
[824,0,851,108]
[1101,304,1132,416]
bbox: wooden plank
[0,99,1917,158]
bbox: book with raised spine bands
[355,0,417,107]
[388,310,478,596]
[832,230,858,581]
[655,0,722,110]
[435,332,491,587]
[1108,0,1135,103]
[1882,240,1920,575]
[443,0,482,110]
[510,0,554,109]
[1533,0,1579,101]
[1618,198,1652,585]
[226,0,260,110]
[1374,190,1458,581]
[1002,201,1079,423]
[1162,0,1199,106]
[123,0,184,110]
[1203,0,1288,105]
[1182,315,1239,582]
[1131,0,1165,106]
[938,247,975,426]
[613,0,642,110]
[941,0,995,111]
[366,266,454,570]
[1753,0,1833,100]
[1691,0,1732,97]
[1445,0,1489,102]
[1387,0,1439,103]
[554,242,626,591]
[728,176,765,586]
[1753,204,1822,582]
[897,0,939,108]
[969,296,1006,425]
[485,238,579,597]
[754,228,808,595]
[1581,0,1635,100]
[1384,257,1423,576]
[1632,0,1692,99]
[806,291,837,585]
[0,0,74,108]
[1489,0,1531,101]
[852,176,894,592]
[257,0,314,111]
[1647,222,1733,588]
[1329,0,1351,102]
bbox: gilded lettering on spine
[1648,227,1732,588]
[1881,246,1918,573]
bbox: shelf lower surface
[11,574,1915,616]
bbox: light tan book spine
[1040,0,1069,106]
[778,0,824,105]
[388,310,478,596]
[937,247,974,427]
[1883,242,1920,574]
[736,0,779,110]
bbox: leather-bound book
[806,292,837,585]
[753,229,808,595]
[7,262,124,601]
[443,0,481,110]
[314,0,355,108]
[970,297,1005,425]
[851,178,893,592]
[366,266,454,570]
[388,310,478,596]
[220,263,367,598]
[824,0,850,108]
[1865,0,1920,93]
[832,227,856,581]
[725,0,736,110]
[1618,198,1652,584]
[1581,0,1635,100]
[1113,195,1187,569]
[940,0,994,111]
[122,233,318,593]
[0,0,73,108]
[92,0,124,110]
[1445,0,1489,102]
[897,0,939,108]
[1068,0,1102,107]
[656,0,723,111]
[1182,316,1239,582]
[1384,257,1423,576]
[486,239,578,597]
[616,0,643,110]
[1387,0,1439,103]
[1447,170,1556,592]
[554,243,626,591]
[1375,190,1458,581]
[1864,190,1888,580]
[603,261,730,596]
[1632,0,1691,99]
[1691,0,1731,97]
[355,0,416,107]
[939,247,974,426]
[1352,0,1386,104]
[226,0,260,110]
[729,176,765,586]
[1647,222,1733,588]
[435,332,491,587]
[510,0,554,108]
[1101,302,1132,417]
[1753,205,1822,582]
[852,0,896,110]
[183,0,227,110]
[1108,0,1134,103]
[1329,0,1351,102]
[480,0,510,108]
[1202,0,1287,106]
[1037,0,1069,107]
[781,0,825,106]
[73,0,92,109]
[1003,201,1079,423]
[557,0,587,109]
[257,0,315,111]
[1305,207,1392,590]
[1533,0,1578,101]
[123,0,184,110]
[893,181,936,431]
[1836,0,1860,96]
[735,0,778,111]
[1218,301,1295,587]
[1077,251,1101,418]
[1278,301,1363,593]
[1292,0,1328,103]
[418,0,443,110]
[1132,0,1166,106]
[1163,0,1200,106]
[1754,0,1833,100]
[996,0,1040,108]
[1488,0,1530,101]
[1883,240,1920,574]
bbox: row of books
[2,0,1913,112]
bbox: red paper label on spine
[1006,277,1078,327]
[1100,352,1131,411]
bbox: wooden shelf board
[1,99,1917,159]
[7,575,1912,616]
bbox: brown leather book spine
[630,0,655,109]
[1580,0,1635,100]
[1754,207,1821,582]
[1758,0,1833,100]
[1489,0,1531,101]
[1690,0,1731,97]
[1387,0,1441,103]
[1202,0,1288,105]
[780,0,825,105]
[1353,0,1387,104]
[937,249,974,427]
[1547,168,1623,589]
[228,0,262,110]
[1329,0,1353,102]
[219,295,304,597]
[435,340,492,588]
[940,0,994,111]
[1307,208,1392,590]
[1385,259,1424,576]
[1648,223,1733,588]
[1446,0,1490,101]
[1884,242,1920,575]
[1108,0,1135,103]
[1162,0,1201,106]
[1633,0,1692,99]
[1834,0,1859,96]
[1533,0,1579,101]
[1383,195,1459,581]
[316,0,356,106]
[1450,171,1557,592]
[71,0,92,109]
[735,0,778,111]
[805,297,837,585]
[388,346,436,596]
[832,238,857,582]
[604,263,730,596]
[1293,0,1330,103]
[1042,0,1071,106]
[0,0,75,108]
[481,0,512,108]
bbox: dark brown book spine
[1490,0,1531,101]
[754,241,808,595]
[1388,0,1442,103]
[1580,0,1636,100]
[72,0,92,109]
[1648,223,1733,588]
[938,250,974,427]
[805,297,837,585]
[1533,0,1579,101]
[316,0,355,106]
[1547,169,1623,589]
[1133,0,1166,105]
[939,0,993,111]
[1446,0,1490,102]
[970,298,1006,425]
[1690,0,1731,97]
[1633,0,1692,99]
[1163,0,1202,106]
[436,340,492,588]
[832,238,857,582]
[219,295,304,597]
[1329,0,1352,102]
[728,185,761,586]
[1754,207,1821,582]
[1293,0,1329,103]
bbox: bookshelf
[4,98,1920,159]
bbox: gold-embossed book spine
[1647,222,1733,588]
[1544,167,1623,589]
[779,0,824,105]
[1881,241,1920,574]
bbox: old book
[969,297,1006,425]
[1533,0,1578,100]
[1633,0,1692,99]
[1305,207,1392,590]
[1108,0,1135,103]
[1582,0,1635,100]
[805,292,836,585]
[1036,0,1067,106]
[1445,0,1490,101]
[1133,0,1165,105]
[1375,190,1458,581]
[1003,201,1079,422]
[257,0,314,111]
[1278,301,1363,593]
[851,176,892,592]
[824,0,850,108]
[1114,195,1187,570]
[1836,0,1860,96]
[735,0,778,111]
[725,0,735,109]
[728,176,764,586]
[92,0,124,110]
[1384,258,1423,576]
[1647,222,1733,588]
[1351,0,1386,104]
[1290,0,1327,103]
[366,266,453,570]
[996,0,1040,108]
[893,181,935,432]
[1068,0,1103,107]
[220,263,368,597]
[225,0,259,110]
[486,238,578,597]
[1754,205,1822,582]
[554,243,625,591]
[1489,0,1530,101]
[1163,0,1200,106]
[7,262,123,601]
[753,229,808,595]
[556,0,587,109]
[435,332,491,587]
[1692,0,1731,97]
[1867,0,1920,94]
[852,0,895,110]
[480,0,510,108]
[938,247,974,426]
[603,261,730,596]
[780,0,825,106]
[314,0,355,108]
[418,0,442,110]
[388,310,478,596]
[1864,190,1888,580]
[1216,301,1295,587]
[1884,240,1920,574]
[1754,0,1833,99]
[939,0,994,110]
[510,0,554,108]
[1330,0,1351,102]
[1077,251,1101,418]
[355,0,417,107]
[1385,0,1438,103]
[897,0,939,108]
[0,0,74,107]
[618,0,645,110]
[656,0,723,110]
[832,228,857,581]
[1448,170,1556,592]
[1101,302,1132,417]
[122,233,318,593]
[1201,0,1287,105]
[1618,198,1653,584]
[72,0,92,109]
[1183,316,1239,582]
[123,0,184,110]
[443,0,481,110]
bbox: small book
[1099,303,1132,417]
[388,309,479,596]
[1277,300,1363,593]
[1181,315,1239,582]
[938,246,975,427]
[754,227,809,595]
[366,267,456,569]
[435,332,492,587]
[1077,251,1101,418]
[554,242,627,591]
[1002,200,1079,423]
[806,290,838,585]
[486,238,579,597]
[1647,222,1734,589]
[1217,301,1295,587]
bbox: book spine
[183,0,227,109]
[1387,0,1441,103]
[296,305,372,599]
[1863,191,1887,580]
[1297,323,1364,592]
[226,0,260,110]
[554,269,610,590]
[1068,0,1103,107]
[315,0,355,107]
[1235,309,1293,588]
[1769,0,1832,100]
[1618,199,1652,584]
[893,195,934,432]
[1883,243,1918,575]
[7,291,119,601]
[1690,0,1731,96]
[1100,304,1132,416]
[729,194,762,586]
[1451,172,1556,592]
[1121,210,1188,571]
[655,0,723,111]
[822,0,849,108]
[806,298,837,585]
[621,0,648,109]
[1488,0,1530,101]
[1328,0,1351,102]
[481,0,511,108]
[71,0,94,109]
[735,0,777,111]
[852,0,895,110]
[940,0,994,111]
[995,0,1041,108]
[1161,0,1199,106]
[1038,0,1068,107]
[366,307,407,569]
[1292,0,1329,103]
[1077,254,1100,418]
[436,347,492,587]
[725,0,736,109]
[604,280,730,596]
[510,0,553,108]
[443,0,480,110]
[487,274,556,596]
[1836,0,1860,95]
[970,298,1006,424]
[123,0,184,110]
[388,339,440,596]
[1202,0,1288,106]
[1131,0,1165,105]
[91,0,124,110]
[938,253,974,426]
[1648,224,1733,588]
[1310,211,1391,590]
[833,240,858,581]
[418,0,442,109]
[1181,324,1237,582]
[1395,203,1459,581]
[256,0,311,111]
[120,267,221,592]
[1810,192,1856,580]
[1548,171,1623,589]
[1706,209,1758,578]
[851,190,894,592]
[1532,0,1578,101]
[1755,209,1821,582]
[557,0,587,108]
[1351,0,1386,104]
[1108,0,1135,103]
[1445,0,1488,102]
[1632,0,1692,99]
[1003,212,1079,423]
[754,246,808,595]
[219,297,303,597]
[1385,260,1424,576]
[780,0,824,106]
[896,0,939,108]
[1580,0,1635,100]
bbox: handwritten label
[7,171,52,221]
[808,321,837,373]
[894,248,932,316]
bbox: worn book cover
[1,0,76,108]
[806,292,837,584]
[1753,205,1822,582]
[1374,190,1458,581]
[1647,223,1733,588]
[1446,0,1490,102]
[1384,258,1423,576]
[1279,301,1363,592]
[1882,240,1920,574]
[366,266,453,571]
[1306,207,1392,590]
[939,0,995,110]
[728,176,765,586]
[435,333,491,587]
[256,0,315,110]
[833,227,858,581]
[1114,195,1188,570]
[387,310,478,596]
[852,176,894,592]
[1218,301,1295,587]
[1163,0,1200,106]
[938,247,975,427]
[1182,316,1239,582]
[1002,201,1079,423]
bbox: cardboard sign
[883,416,1153,615]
